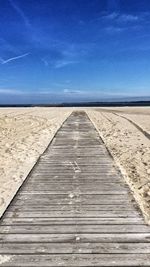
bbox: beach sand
[87,107,150,224]
[0,107,72,217]
[0,107,150,224]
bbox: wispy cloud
[118,14,139,22]
[105,26,123,34]
[63,89,82,94]
[100,12,142,34]
[102,12,118,20]
[102,12,139,22]
[0,88,82,97]
[98,91,150,97]
[8,0,30,27]
[0,88,59,95]
[54,60,78,68]
[0,88,149,100]
[41,58,49,67]
[0,88,24,95]
[0,53,30,64]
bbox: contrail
[8,0,30,27]
[0,53,30,64]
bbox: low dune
[0,107,72,217]
[87,107,150,224]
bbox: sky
[0,0,150,104]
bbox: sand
[0,106,150,224]
[0,107,72,218]
[87,107,150,224]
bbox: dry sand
[0,106,150,224]
[87,107,150,224]
[0,107,72,217]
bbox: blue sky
[0,0,150,103]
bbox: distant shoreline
[0,100,150,107]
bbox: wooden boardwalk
[0,111,150,266]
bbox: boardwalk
[0,111,150,266]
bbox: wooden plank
[0,233,150,243]
[41,157,111,161]
[31,172,116,177]
[29,176,122,181]
[8,204,134,212]
[0,224,149,234]
[23,188,128,194]
[55,162,115,165]
[4,210,139,218]
[23,181,125,185]
[17,190,127,195]
[14,194,129,201]
[1,217,144,225]
[21,183,127,190]
[11,198,135,206]
[36,166,115,170]
[0,242,150,254]
[22,183,126,188]
[0,254,150,266]
[0,111,149,267]
[21,183,126,188]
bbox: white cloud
[102,12,139,22]
[105,26,123,34]
[118,14,139,22]
[0,89,58,96]
[100,91,150,97]
[55,60,78,69]
[0,89,24,95]
[0,88,149,99]
[102,12,118,20]
[63,89,82,94]
[0,53,30,64]
[41,58,49,67]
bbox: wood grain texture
[0,111,150,266]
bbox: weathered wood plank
[17,190,127,195]
[0,254,150,266]
[22,183,125,188]
[8,204,134,212]
[0,242,150,254]
[0,233,150,243]
[4,210,139,218]
[15,194,130,201]
[0,224,149,234]
[0,111,149,267]
[23,181,125,186]
[1,217,144,225]
[30,177,123,181]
